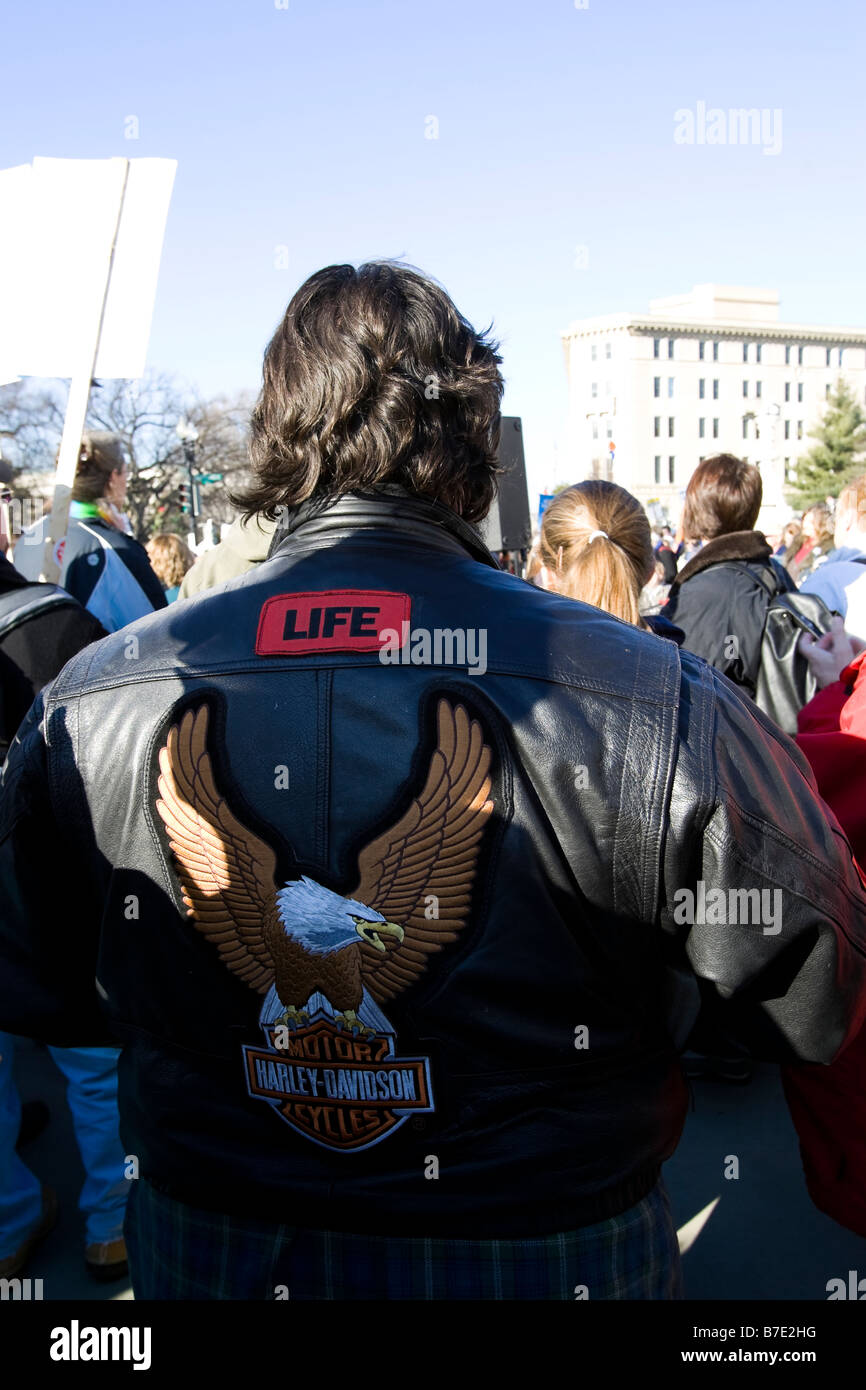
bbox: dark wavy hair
[681,453,762,540]
[232,261,504,524]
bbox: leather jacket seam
[704,803,866,924]
[640,644,682,922]
[612,652,641,919]
[54,662,678,703]
[315,669,332,863]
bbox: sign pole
[40,158,131,583]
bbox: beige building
[561,285,866,533]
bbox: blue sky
[3,0,865,503]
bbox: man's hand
[799,615,857,689]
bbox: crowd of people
[1,259,865,1300]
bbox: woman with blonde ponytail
[532,480,668,632]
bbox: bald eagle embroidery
[155,700,494,1145]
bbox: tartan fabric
[126,1177,682,1301]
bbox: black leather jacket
[2,491,866,1238]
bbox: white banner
[0,156,176,383]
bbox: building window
[742,416,749,439]
[654,416,661,437]
[606,422,613,439]
[798,383,803,402]
[699,340,706,360]
[605,342,612,360]
[785,345,791,365]
[591,458,601,479]
[756,343,762,363]
[654,376,661,397]
[712,341,719,362]
[826,383,832,399]
[591,382,598,398]
[668,377,674,397]
[756,381,762,398]
[605,455,614,481]
[653,338,661,359]
[798,346,804,365]
[713,379,719,399]
[784,382,790,402]
[591,344,597,361]
[668,456,675,483]
[699,418,706,438]
[668,339,675,359]
[839,347,844,367]
[743,342,749,363]
[797,421,803,439]
[668,417,675,437]
[784,420,790,439]
[743,380,749,397]
[699,378,705,399]
[712,418,719,438]
[654,456,661,485]
[826,347,832,367]
[592,420,599,440]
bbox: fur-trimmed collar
[671,530,771,590]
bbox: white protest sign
[0,156,176,579]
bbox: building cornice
[561,316,866,346]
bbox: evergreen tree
[788,378,866,508]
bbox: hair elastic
[588,530,608,543]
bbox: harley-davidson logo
[154,698,494,1155]
[243,1016,433,1151]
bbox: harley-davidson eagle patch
[154,698,494,1153]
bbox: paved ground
[11,1039,866,1301]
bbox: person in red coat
[784,617,866,1238]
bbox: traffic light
[178,482,190,514]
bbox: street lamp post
[176,418,200,544]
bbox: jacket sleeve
[661,655,866,1063]
[0,690,112,1045]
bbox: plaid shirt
[125,1178,682,1301]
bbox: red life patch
[255,590,411,656]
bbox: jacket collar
[268,487,502,571]
[671,529,771,590]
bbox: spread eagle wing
[352,699,494,1004]
[155,704,277,994]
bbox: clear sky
[3,0,865,504]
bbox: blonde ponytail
[537,481,653,626]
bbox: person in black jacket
[1,265,866,1302]
[0,541,129,1283]
[664,453,795,698]
[0,550,106,760]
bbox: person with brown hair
[146,532,196,603]
[801,474,866,643]
[531,480,681,638]
[17,432,167,631]
[664,453,798,697]
[2,264,866,1302]
[785,504,834,583]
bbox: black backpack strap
[0,585,78,641]
[706,558,785,599]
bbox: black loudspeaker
[479,416,531,552]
